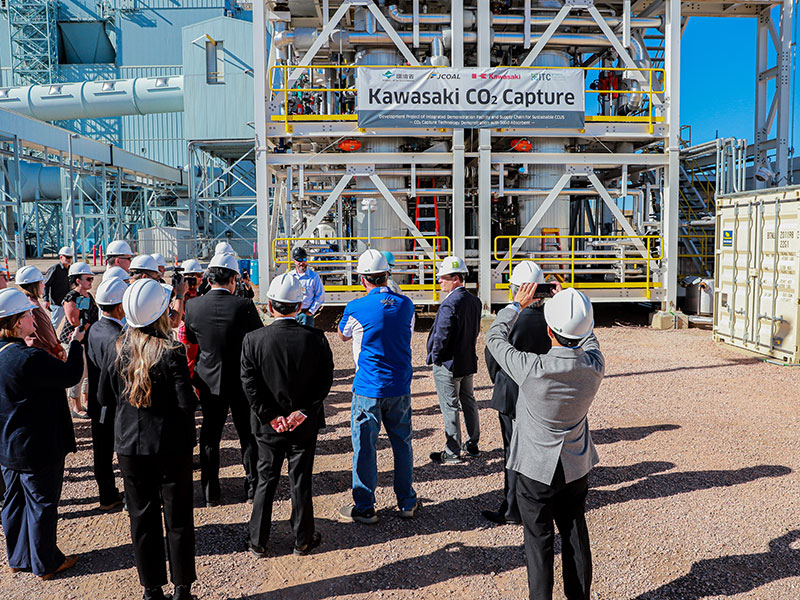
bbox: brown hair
[19,281,42,301]
[0,313,24,339]
[115,309,178,408]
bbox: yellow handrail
[268,64,667,133]
[272,235,451,299]
[492,234,663,299]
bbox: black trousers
[198,390,257,503]
[118,452,196,589]
[0,457,65,576]
[496,411,521,521]
[249,431,317,550]
[516,462,592,600]
[90,416,120,505]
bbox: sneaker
[338,504,379,524]
[463,442,480,457]
[429,451,464,465]
[293,531,322,556]
[398,500,420,519]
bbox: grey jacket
[486,304,605,485]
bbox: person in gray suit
[486,283,604,600]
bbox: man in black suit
[426,255,483,465]
[482,261,552,525]
[85,277,129,510]
[241,273,333,556]
[184,253,263,506]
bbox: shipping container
[713,185,800,363]
[138,226,193,262]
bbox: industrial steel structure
[0,0,795,317]
[249,0,794,310]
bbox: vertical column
[775,0,793,185]
[753,7,769,188]
[253,0,270,299]
[477,0,492,311]
[451,0,466,259]
[12,135,25,269]
[662,0,680,310]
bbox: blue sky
[681,15,799,151]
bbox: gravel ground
[1,276,799,599]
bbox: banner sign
[356,67,585,129]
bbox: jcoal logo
[430,72,461,80]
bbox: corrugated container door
[714,187,800,363]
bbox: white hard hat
[214,241,234,255]
[0,288,35,318]
[106,240,133,257]
[356,249,390,275]
[122,278,171,328]
[180,259,204,275]
[510,261,546,286]
[129,255,160,273]
[96,278,128,306]
[438,255,468,277]
[544,288,594,340]
[208,253,240,274]
[267,273,303,303]
[103,266,130,282]
[150,253,168,268]
[58,246,74,257]
[15,265,44,285]
[68,262,94,277]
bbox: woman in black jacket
[0,287,84,580]
[99,279,197,600]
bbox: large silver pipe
[0,76,183,121]
[386,4,662,28]
[7,161,101,202]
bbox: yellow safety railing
[679,233,715,270]
[268,64,666,133]
[272,235,451,299]
[493,234,663,299]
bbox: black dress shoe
[143,587,171,600]
[482,509,522,525]
[294,531,322,556]
[172,584,194,600]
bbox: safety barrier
[272,235,452,300]
[493,234,663,299]
[268,64,666,134]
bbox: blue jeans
[296,312,314,327]
[351,393,417,511]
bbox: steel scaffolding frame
[6,0,58,85]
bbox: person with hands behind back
[241,273,333,557]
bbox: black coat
[99,339,197,456]
[241,319,333,440]
[484,304,551,417]
[426,286,482,378]
[183,289,263,396]
[85,317,123,420]
[0,338,81,471]
[43,262,70,306]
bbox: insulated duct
[0,76,184,121]
[6,161,101,202]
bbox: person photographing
[0,287,84,580]
[486,283,604,600]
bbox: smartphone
[533,283,557,298]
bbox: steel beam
[662,0,681,309]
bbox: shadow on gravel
[233,541,526,599]
[631,530,800,600]
[587,464,792,511]
[74,541,135,576]
[592,424,681,444]
[605,357,761,379]
[591,461,675,487]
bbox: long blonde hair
[115,310,179,408]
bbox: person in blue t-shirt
[337,249,418,524]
